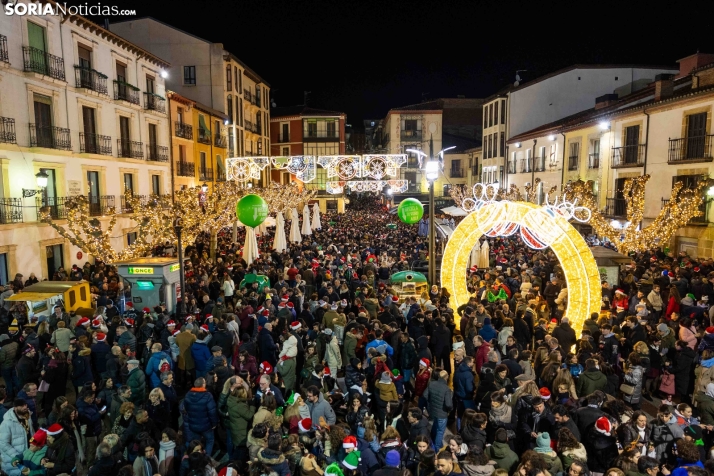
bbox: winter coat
[345,364,364,391]
[474,343,491,374]
[487,441,519,473]
[182,387,217,433]
[225,395,255,446]
[127,367,147,404]
[585,428,618,474]
[91,341,111,375]
[190,340,212,375]
[552,323,576,353]
[423,376,453,420]
[71,348,94,387]
[375,381,398,402]
[50,328,73,353]
[400,339,417,371]
[623,364,644,404]
[650,415,684,461]
[146,350,173,388]
[324,336,342,371]
[14,444,47,476]
[415,368,431,397]
[432,323,452,357]
[343,332,359,362]
[307,392,336,425]
[694,392,714,425]
[175,331,196,371]
[257,448,291,476]
[0,409,34,476]
[478,324,497,343]
[454,361,475,400]
[560,444,587,470]
[77,398,103,437]
[576,368,607,397]
[258,327,277,366]
[43,432,75,476]
[497,326,513,354]
[673,347,696,395]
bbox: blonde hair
[149,388,165,401]
[380,426,400,442]
[633,341,649,354]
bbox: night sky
[83,0,714,128]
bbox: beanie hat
[494,428,508,443]
[30,429,47,447]
[46,423,63,436]
[539,387,551,400]
[379,371,392,384]
[595,417,612,436]
[343,450,361,470]
[535,433,551,452]
[385,450,401,467]
[298,418,312,432]
[420,358,430,367]
[657,323,671,335]
[342,435,357,449]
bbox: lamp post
[22,170,49,198]
[173,217,187,319]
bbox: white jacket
[279,334,298,359]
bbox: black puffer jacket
[257,448,291,476]
[345,361,364,390]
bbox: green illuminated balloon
[397,198,424,224]
[236,194,269,228]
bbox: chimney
[676,52,714,79]
[595,93,618,110]
[654,74,674,101]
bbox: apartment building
[505,53,714,257]
[0,0,171,281]
[109,18,270,184]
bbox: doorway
[87,170,99,215]
[46,244,63,280]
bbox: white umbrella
[311,202,322,230]
[302,204,312,235]
[272,212,287,252]
[289,207,302,243]
[243,226,259,265]
[479,239,490,269]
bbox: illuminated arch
[442,201,601,334]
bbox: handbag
[620,383,635,395]
[38,380,50,392]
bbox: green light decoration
[397,198,424,224]
[236,194,269,228]
[386,223,397,230]
[487,288,508,303]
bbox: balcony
[303,129,338,141]
[519,158,533,173]
[144,92,166,114]
[74,66,108,95]
[29,124,71,150]
[588,153,600,169]
[662,197,710,224]
[0,198,23,224]
[88,195,115,216]
[175,121,193,140]
[217,169,226,182]
[604,198,627,217]
[534,158,546,172]
[406,157,420,169]
[245,120,256,134]
[199,167,214,181]
[79,132,112,156]
[176,161,195,177]
[0,35,8,63]
[22,46,66,81]
[611,144,646,168]
[400,130,422,141]
[214,133,227,148]
[508,162,517,174]
[244,89,254,105]
[197,128,211,145]
[568,156,579,171]
[36,196,68,220]
[668,135,714,164]
[449,168,464,178]
[117,139,144,159]
[146,144,169,162]
[0,118,16,144]
[120,194,147,213]
[277,134,290,143]
[114,80,140,105]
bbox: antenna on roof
[514,70,527,87]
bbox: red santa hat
[706,327,714,335]
[95,332,106,342]
[298,418,312,432]
[76,317,90,327]
[470,266,478,273]
[342,436,357,449]
[46,424,63,436]
[420,358,430,368]
[173,330,180,336]
[278,303,286,309]
[261,310,270,317]
[539,387,551,400]
[200,324,209,332]
[392,295,399,303]
[205,314,213,320]
[323,366,331,376]
[142,307,151,313]
[91,318,101,328]
[257,306,265,313]
[695,267,701,273]
[595,417,612,436]
[615,289,625,295]
[281,295,289,302]
[167,320,176,327]
[287,302,294,308]
[124,318,135,327]
[260,361,273,374]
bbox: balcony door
[78,45,92,88]
[120,116,130,155]
[82,106,96,153]
[327,121,336,138]
[46,244,63,280]
[624,125,640,164]
[116,61,127,98]
[27,22,46,72]
[33,94,53,147]
[686,112,707,159]
[282,123,289,142]
[87,170,99,215]
[146,75,155,94]
[148,123,158,158]
[614,177,628,216]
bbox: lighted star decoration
[342,179,409,193]
[318,155,363,180]
[362,154,407,179]
[226,157,270,183]
[270,156,317,183]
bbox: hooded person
[533,432,563,476]
[695,383,714,426]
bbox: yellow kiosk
[5,281,94,321]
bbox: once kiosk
[114,257,180,313]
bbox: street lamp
[173,217,187,319]
[201,183,209,193]
[22,170,49,198]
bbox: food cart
[389,271,429,301]
[5,281,95,323]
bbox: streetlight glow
[425,160,439,181]
[160,70,168,79]
[599,121,610,130]
[35,170,48,188]
[201,183,209,193]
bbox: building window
[483,109,487,129]
[501,100,506,125]
[282,147,289,155]
[227,95,233,124]
[494,102,499,124]
[488,135,493,158]
[123,173,133,192]
[183,66,196,85]
[151,175,160,195]
[226,65,232,92]
[489,103,493,127]
[238,69,242,90]
[499,132,505,157]
[127,232,137,245]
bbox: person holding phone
[77,388,106,466]
[12,429,47,476]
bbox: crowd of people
[0,196,713,476]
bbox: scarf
[159,440,176,463]
[489,403,512,424]
[142,455,159,476]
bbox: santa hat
[392,295,399,303]
[615,289,625,295]
[95,332,106,342]
[298,418,312,432]
[342,435,357,449]
[420,358,430,368]
[46,424,63,436]
[257,306,265,313]
[290,322,301,331]
[695,267,701,273]
[173,330,180,336]
[205,314,213,320]
[142,307,151,313]
[706,327,714,335]
[200,324,209,332]
[595,417,612,436]
[167,320,176,327]
[261,310,270,317]
[77,317,90,327]
[278,303,286,309]
[260,361,273,374]
[124,318,135,327]
[30,429,47,447]
[340,299,347,307]
[323,366,331,376]
[470,266,478,273]
[343,451,361,470]
[539,387,551,400]
[91,318,101,328]
[330,304,338,310]
[282,295,289,302]
[287,302,294,308]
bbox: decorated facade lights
[226,156,270,183]
[270,156,318,183]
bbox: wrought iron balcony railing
[29,124,71,150]
[176,161,195,177]
[199,167,214,181]
[668,135,714,163]
[74,65,108,94]
[214,133,227,148]
[79,132,112,156]
[146,144,169,162]
[114,80,140,105]
[0,198,23,224]
[0,118,16,144]
[117,139,144,159]
[611,144,646,168]
[23,46,65,81]
[197,128,211,145]
[0,35,8,64]
[175,122,193,139]
[605,198,627,217]
[144,92,166,113]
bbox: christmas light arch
[442,200,601,334]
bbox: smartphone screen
[101,406,107,412]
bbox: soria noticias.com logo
[4,2,136,16]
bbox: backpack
[158,354,171,374]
